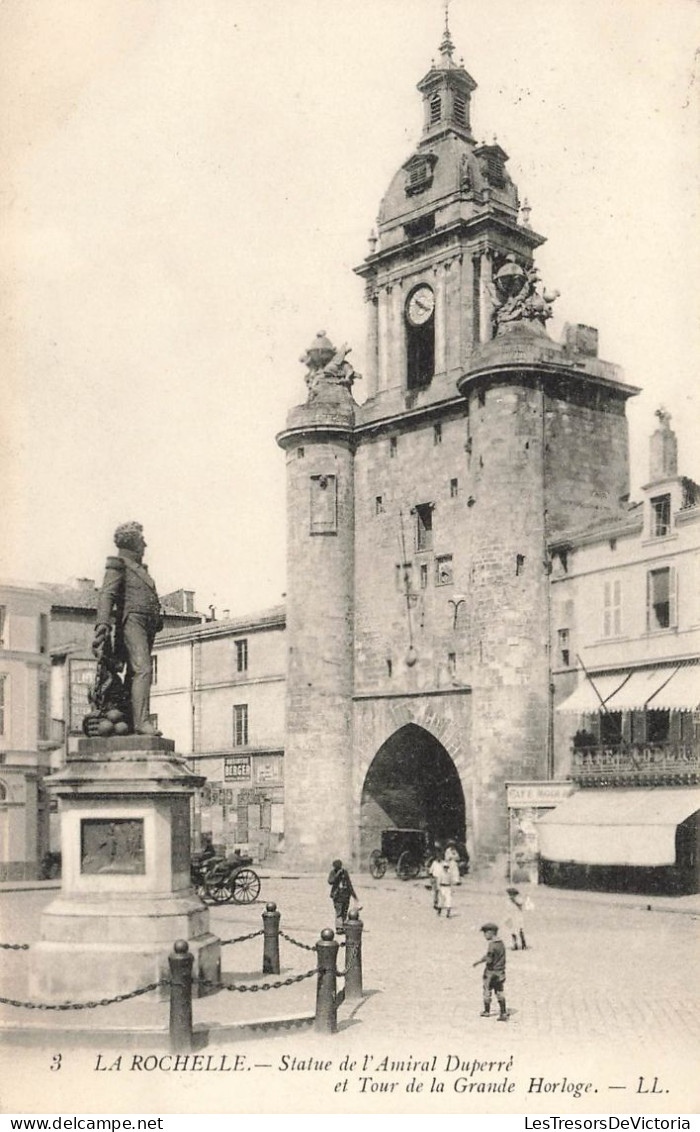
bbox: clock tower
[355,20,544,404]
[279,19,638,872]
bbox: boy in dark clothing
[473,922,508,1021]
[328,859,357,933]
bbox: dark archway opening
[360,723,466,861]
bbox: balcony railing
[571,742,699,787]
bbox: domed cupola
[355,12,547,404]
[374,20,524,250]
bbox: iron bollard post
[344,909,364,1001]
[262,901,281,975]
[169,939,194,1053]
[314,928,339,1034]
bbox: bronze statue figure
[85,521,163,738]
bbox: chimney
[649,407,678,483]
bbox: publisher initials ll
[637,1076,664,1094]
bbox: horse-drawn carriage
[191,850,261,905]
[368,828,469,881]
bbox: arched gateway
[360,724,466,862]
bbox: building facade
[544,413,700,891]
[277,26,640,870]
[0,583,56,878]
[151,607,286,862]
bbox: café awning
[555,673,630,714]
[603,668,679,712]
[556,665,700,714]
[537,787,700,867]
[646,665,700,712]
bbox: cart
[368,828,435,881]
[191,852,261,904]
[368,829,470,881]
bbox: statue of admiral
[93,521,164,736]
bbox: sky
[2,0,698,616]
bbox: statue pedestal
[29,737,220,1003]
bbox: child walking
[505,886,528,950]
[473,922,508,1021]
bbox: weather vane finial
[440,0,455,59]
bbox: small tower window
[433,423,442,445]
[414,504,433,552]
[375,495,384,515]
[429,94,441,125]
[420,563,429,589]
[450,478,459,498]
[453,94,467,127]
[436,554,453,586]
[390,436,398,458]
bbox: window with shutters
[602,578,623,638]
[600,711,622,745]
[38,679,50,742]
[647,709,670,743]
[650,494,671,538]
[647,567,677,631]
[235,639,248,673]
[233,704,249,747]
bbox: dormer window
[429,94,442,125]
[650,494,671,538]
[404,154,437,197]
[475,143,508,189]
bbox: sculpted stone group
[300,331,361,402]
[489,254,560,332]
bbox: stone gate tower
[278,22,638,870]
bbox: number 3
[50,1053,62,1071]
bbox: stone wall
[282,428,355,868]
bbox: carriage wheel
[396,850,420,880]
[206,873,233,904]
[369,850,387,879]
[232,868,261,904]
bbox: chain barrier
[219,929,265,947]
[0,942,30,951]
[336,949,357,979]
[0,981,164,1011]
[279,930,317,953]
[199,968,318,994]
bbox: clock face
[406,285,435,326]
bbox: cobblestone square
[1,877,698,1114]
